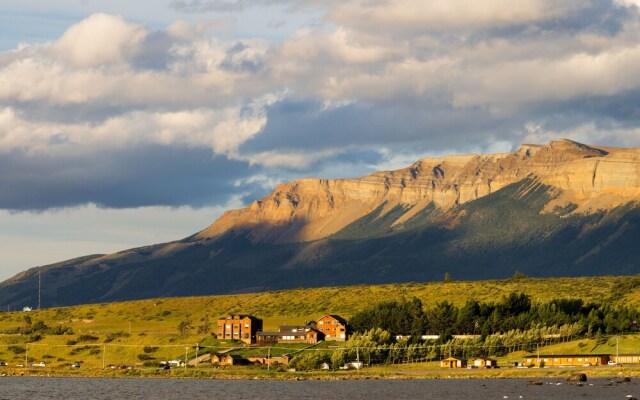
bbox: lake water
[0,377,637,399]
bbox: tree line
[348,292,640,341]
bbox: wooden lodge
[524,354,610,367]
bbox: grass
[1,275,640,372]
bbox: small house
[472,357,497,368]
[247,355,290,365]
[440,357,467,369]
[212,354,248,366]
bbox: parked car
[0,361,7,366]
[31,362,46,367]
[608,360,618,366]
[16,364,24,367]
[71,362,81,369]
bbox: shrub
[143,346,159,353]
[77,335,99,342]
[104,331,130,343]
[8,345,25,354]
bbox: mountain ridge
[2,139,640,308]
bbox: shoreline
[1,365,637,381]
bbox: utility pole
[184,347,188,372]
[195,344,199,368]
[536,343,540,367]
[25,344,28,366]
[267,346,271,371]
[103,344,106,369]
[38,268,41,310]
[616,336,619,364]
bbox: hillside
[1,276,640,370]
[2,139,640,307]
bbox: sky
[2,0,640,280]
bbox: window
[245,324,249,328]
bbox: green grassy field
[1,275,640,371]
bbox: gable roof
[319,314,347,324]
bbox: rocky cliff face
[198,139,640,243]
[4,139,640,308]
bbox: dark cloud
[240,98,520,156]
[0,145,261,211]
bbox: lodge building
[216,315,263,344]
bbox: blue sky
[2,0,640,280]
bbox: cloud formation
[3,1,640,212]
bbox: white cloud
[52,13,148,67]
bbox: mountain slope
[2,139,640,308]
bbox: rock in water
[567,373,587,382]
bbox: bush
[289,351,331,371]
[77,335,99,342]
[143,346,159,353]
[104,331,130,343]
[137,354,156,361]
[8,345,25,354]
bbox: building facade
[317,315,348,341]
[524,354,610,367]
[441,357,466,368]
[611,354,640,364]
[472,358,497,368]
[257,324,324,345]
[216,314,263,344]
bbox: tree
[426,301,457,337]
[198,315,211,334]
[456,299,480,334]
[21,315,32,334]
[177,320,192,335]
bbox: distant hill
[2,139,640,308]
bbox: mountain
[2,139,640,308]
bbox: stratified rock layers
[198,140,640,243]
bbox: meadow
[0,275,639,372]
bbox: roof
[279,325,310,331]
[319,314,347,324]
[257,331,305,337]
[442,357,464,361]
[218,314,262,322]
[524,354,610,358]
[225,355,246,360]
